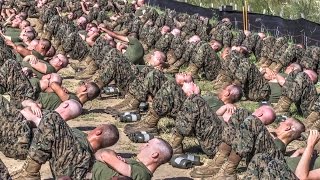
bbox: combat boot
[165,59,184,74]
[114,93,140,113]
[170,128,184,154]
[186,63,199,79]
[11,157,41,180]
[71,56,93,72]
[123,109,159,134]
[305,111,320,129]
[213,150,241,180]
[273,63,283,73]
[274,96,292,116]
[190,142,231,178]
[75,60,98,80]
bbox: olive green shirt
[268,73,288,103]
[285,156,320,172]
[37,92,81,110]
[202,95,224,112]
[125,37,144,65]
[5,27,21,38]
[21,59,56,79]
[29,77,41,99]
[32,50,45,60]
[92,158,153,180]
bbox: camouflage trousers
[244,64,270,101]
[152,80,186,118]
[282,71,318,117]
[0,158,11,180]
[128,68,167,102]
[243,152,297,180]
[0,59,35,105]
[232,115,278,163]
[176,95,223,156]
[97,50,137,94]
[28,112,94,179]
[222,109,251,146]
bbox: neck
[275,131,291,146]
[87,137,99,152]
[77,94,87,104]
[221,97,231,104]
[137,156,157,174]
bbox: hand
[5,40,15,47]
[224,104,236,114]
[307,130,320,148]
[28,55,38,64]
[30,103,42,118]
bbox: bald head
[285,63,302,74]
[150,51,166,67]
[182,82,200,96]
[161,26,170,35]
[90,124,120,148]
[55,100,83,121]
[188,35,201,44]
[304,69,318,84]
[152,138,173,165]
[253,105,276,125]
[46,46,56,57]
[171,28,181,37]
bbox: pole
[242,0,246,31]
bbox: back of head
[87,82,101,100]
[39,38,52,52]
[288,118,305,140]
[253,105,276,125]
[50,73,63,85]
[228,84,243,103]
[55,99,83,120]
[98,124,120,148]
[304,69,318,84]
[153,138,173,165]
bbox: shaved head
[253,105,276,125]
[304,69,318,84]
[55,100,83,121]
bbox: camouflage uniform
[281,70,318,117]
[272,37,289,64]
[278,44,305,68]
[89,36,113,66]
[243,152,297,180]
[128,68,168,102]
[228,54,270,101]
[191,42,221,81]
[139,25,161,51]
[44,15,61,40]
[233,115,279,164]
[300,46,320,71]
[154,33,174,53]
[62,31,89,61]
[231,30,246,47]
[176,94,223,157]
[170,36,185,61]
[210,21,233,47]
[28,111,94,179]
[164,9,177,28]
[0,158,11,180]
[259,36,276,64]
[97,49,137,94]
[0,59,36,105]
[152,80,186,118]
[222,109,251,147]
[0,109,33,160]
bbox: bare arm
[86,33,100,47]
[275,74,286,86]
[50,82,70,101]
[16,45,32,57]
[216,106,227,116]
[95,149,132,177]
[295,130,320,180]
[29,59,48,74]
[80,2,90,15]
[99,27,129,42]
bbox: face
[175,73,192,85]
[138,138,157,158]
[87,27,98,36]
[76,81,88,94]
[50,54,66,67]
[210,42,222,52]
[12,18,22,28]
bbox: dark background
[147,0,320,46]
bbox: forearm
[295,145,314,179]
[275,74,285,86]
[50,83,69,101]
[216,106,227,116]
[21,99,37,107]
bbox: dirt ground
[1,64,203,180]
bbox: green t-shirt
[5,27,21,38]
[285,156,320,172]
[37,92,81,110]
[124,37,144,65]
[92,158,152,180]
[202,95,224,112]
[268,73,288,103]
[37,92,62,110]
[29,77,41,98]
[32,50,45,60]
[21,59,56,79]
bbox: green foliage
[179,0,320,24]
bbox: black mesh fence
[147,0,320,46]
